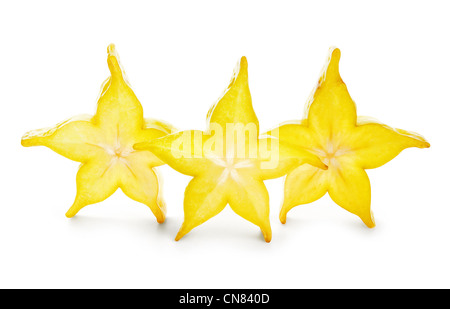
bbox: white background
[0,1,448,288]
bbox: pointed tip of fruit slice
[107,43,116,54]
[65,210,76,218]
[175,229,187,241]
[329,46,341,61]
[232,56,248,84]
[364,221,376,228]
[415,139,431,149]
[175,222,196,241]
[21,136,32,147]
[21,130,47,147]
[106,43,123,79]
[108,43,116,54]
[156,217,165,224]
[360,211,376,228]
[239,56,248,68]
[262,229,272,243]
[107,43,120,62]
[328,47,341,73]
[279,209,287,224]
[321,47,342,84]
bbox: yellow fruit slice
[135,57,326,242]
[266,48,430,227]
[21,44,175,222]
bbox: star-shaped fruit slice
[21,44,175,222]
[266,48,430,227]
[135,57,326,242]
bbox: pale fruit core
[207,152,254,184]
[313,141,350,169]
[99,142,135,167]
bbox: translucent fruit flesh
[135,57,326,242]
[22,44,175,222]
[266,48,430,227]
